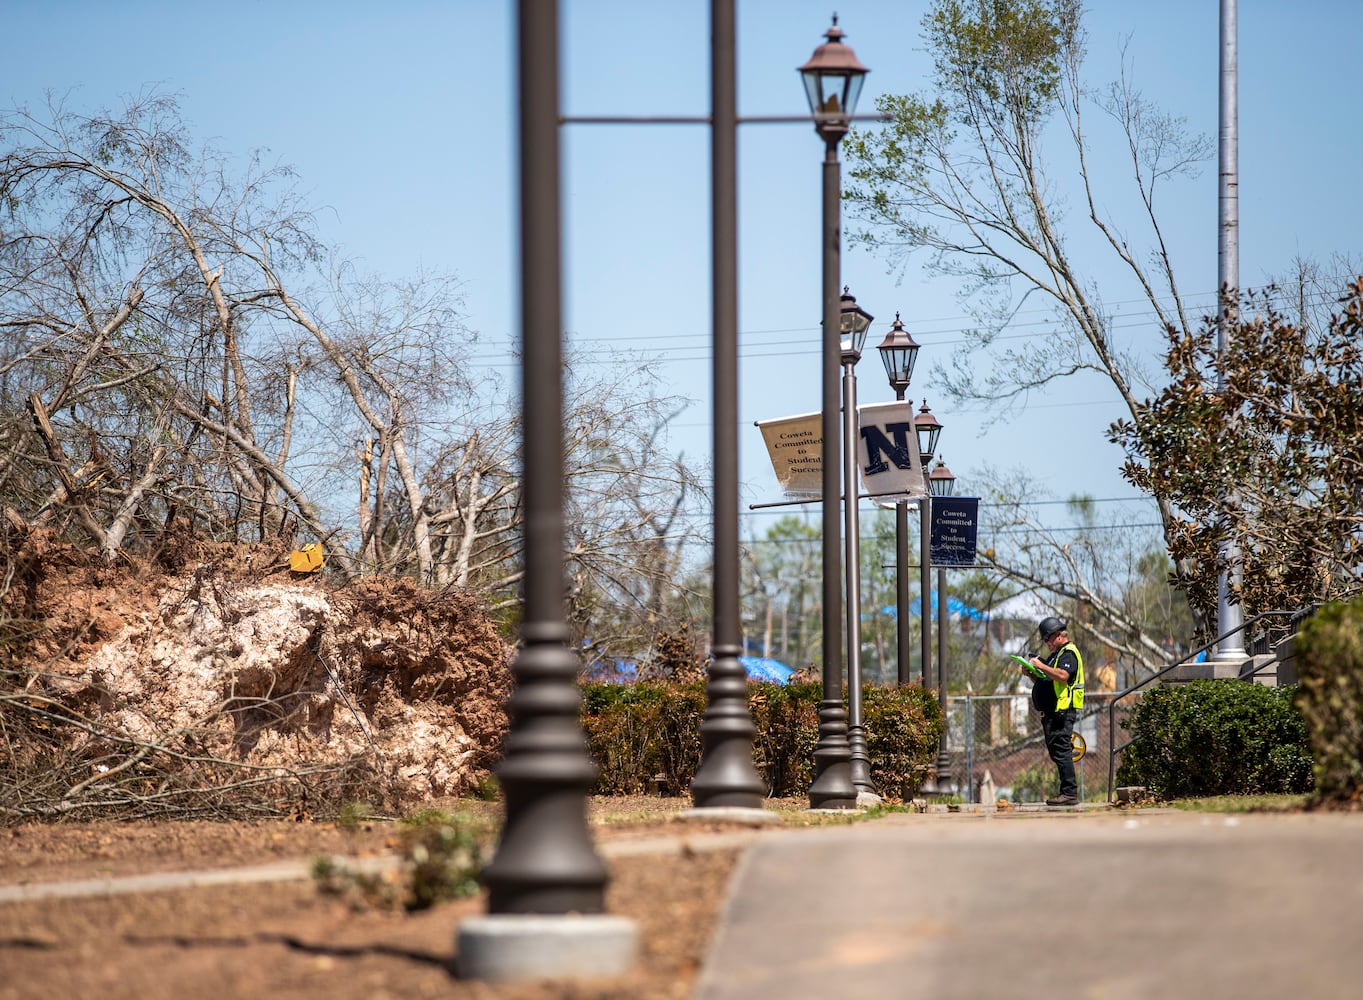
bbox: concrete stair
[1169,635,1296,686]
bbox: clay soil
[0,539,802,996]
[0,796,787,1000]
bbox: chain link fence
[942,693,1135,803]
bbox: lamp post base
[457,914,637,983]
[847,723,879,796]
[690,649,768,810]
[919,750,954,796]
[808,699,857,809]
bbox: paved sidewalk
[693,808,1363,1000]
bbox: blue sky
[5,1,1361,544]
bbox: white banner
[856,400,929,506]
[756,411,823,497]
[757,403,930,504]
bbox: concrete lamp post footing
[805,790,882,816]
[456,913,638,983]
[678,806,782,826]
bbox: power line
[983,521,1165,535]
[467,284,1348,370]
[740,495,1152,516]
[742,521,1165,545]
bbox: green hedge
[1116,680,1313,798]
[580,680,943,800]
[1294,599,1363,806]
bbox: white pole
[1215,0,1246,660]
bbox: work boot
[1045,795,1079,806]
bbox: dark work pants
[1042,709,1079,798]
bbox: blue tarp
[586,655,795,685]
[879,596,985,620]
[738,656,796,685]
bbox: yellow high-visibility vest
[1052,641,1085,710]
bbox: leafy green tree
[858,509,903,684]
[843,0,1212,575]
[740,515,823,669]
[1110,279,1363,628]
[1124,550,1195,660]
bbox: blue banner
[930,496,979,568]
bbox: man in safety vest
[1021,616,1084,806]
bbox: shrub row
[580,680,943,800]
[1295,598,1363,806]
[1116,680,1312,798]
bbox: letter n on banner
[856,400,928,506]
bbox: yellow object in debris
[289,543,325,573]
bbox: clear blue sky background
[5,1,1360,543]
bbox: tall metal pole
[920,488,932,690]
[1215,0,1245,661]
[479,0,608,918]
[894,388,912,687]
[808,129,856,809]
[461,0,636,981]
[936,563,949,779]
[842,358,874,793]
[689,0,768,812]
[877,316,918,689]
[937,567,948,685]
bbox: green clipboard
[1010,654,1046,680]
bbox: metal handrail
[1105,606,1319,802]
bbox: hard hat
[1038,616,1067,641]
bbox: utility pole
[1214,0,1246,665]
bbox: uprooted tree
[0,91,705,650]
[0,92,709,821]
[842,0,1213,590]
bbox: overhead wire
[466,284,1348,370]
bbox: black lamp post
[876,315,920,688]
[687,0,769,816]
[914,398,942,690]
[801,16,867,810]
[459,0,636,980]
[914,401,952,795]
[928,458,955,790]
[478,0,609,920]
[838,288,876,795]
[929,457,957,695]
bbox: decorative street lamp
[876,315,921,687]
[929,458,956,497]
[914,399,942,688]
[914,401,951,795]
[876,313,920,391]
[838,287,876,795]
[799,15,869,121]
[839,285,874,352]
[914,399,944,467]
[800,16,867,810]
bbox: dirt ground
[0,796,802,999]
